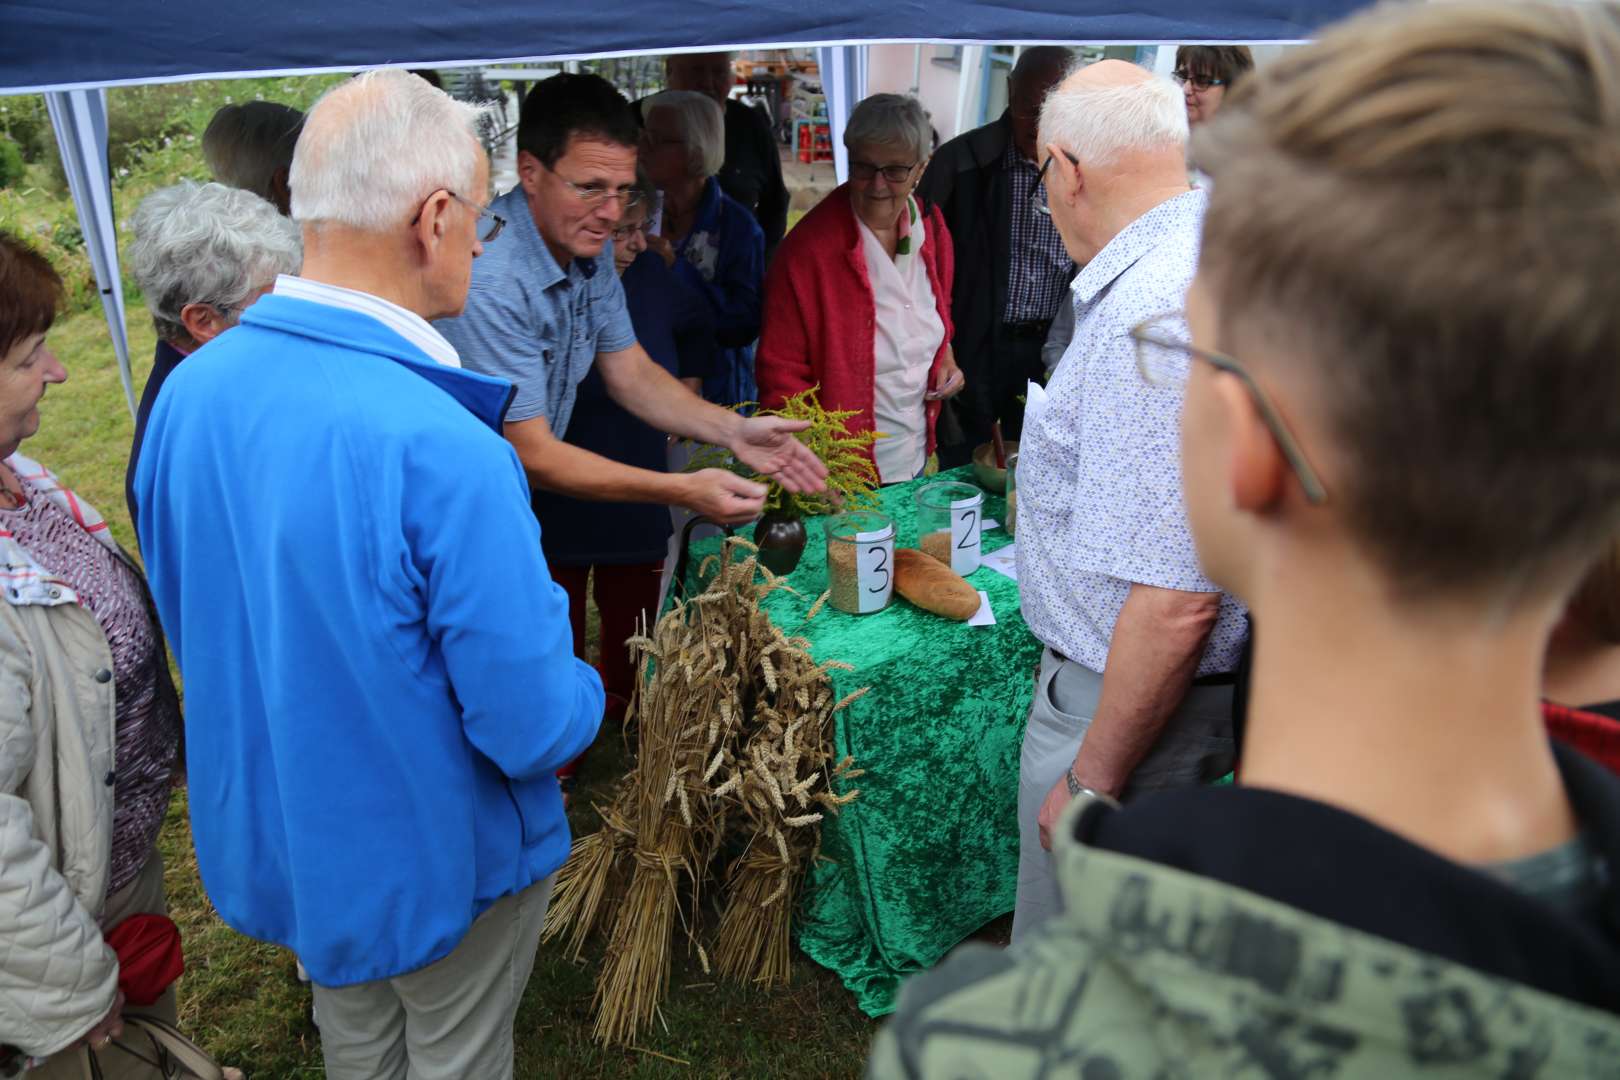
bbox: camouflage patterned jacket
[869,746,1620,1079]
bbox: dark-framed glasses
[849,160,919,184]
[1031,148,1079,218]
[412,189,505,243]
[1172,70,1228,92]
[1130,312,1328,505]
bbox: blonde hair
[1196,1,1620,595]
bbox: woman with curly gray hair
[124,180,301,527]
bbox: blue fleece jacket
[133,294,603,986]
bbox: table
[679,467,1041,1015]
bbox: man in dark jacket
[918,46,1071,466]
[648,52,790,263]
[869,4,1620,1075]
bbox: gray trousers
[313,874,555,1080]
[1011,647,1235,942]
[32,849,177,1080]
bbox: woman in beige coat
[0,232,188,1077]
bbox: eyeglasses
[1172,70,1228,92]
[1130,312,1328,505]
[546,163,645,209]
[611,221,647,242]
[849,160,919,184]
[1030,149,1079,218]
[411,189,506,243]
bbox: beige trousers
[312,874,555,1080]
[31,849,178,1080]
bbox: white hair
[644,90,725,179]
[844,93,932,163]
[1037,72,1188,167]
[202,101,304,203]
[128,180,302,345]
[290,69,490,232]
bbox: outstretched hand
[732,417,828,494]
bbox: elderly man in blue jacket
[134,70,603,1080]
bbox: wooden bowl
[971,440,1019,494]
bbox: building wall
[866,44,981,143]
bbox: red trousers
[551,561,665,713]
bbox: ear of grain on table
[894,548,980,620]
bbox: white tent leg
[817,45,868,185]
[45,89,135,418]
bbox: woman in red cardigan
[757,94,964,483]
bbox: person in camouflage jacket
[869,2,1620,1075]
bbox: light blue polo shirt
[436,187,637,434]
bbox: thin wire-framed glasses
[411,189,506,243]
[1130,312,1328,505]
[545,163,645,209]
[611,221,647,243]
[1172,70,1228,91]
[849,160,919,184]
[1031,149,1079,218]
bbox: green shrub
[0,138,24,189]
[0,96,51,163]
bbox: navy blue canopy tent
[0,0,1367,413]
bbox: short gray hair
[202,101,304,204]
[1038,70,1188,167]
[291,69,490,232]
[644,90,724,178]
[844,94,931,163]
[128,181,302,345]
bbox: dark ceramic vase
[754,511,807,576]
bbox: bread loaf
[894,548,980,620]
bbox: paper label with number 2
[949,498,981,575]
[855,529,894,613]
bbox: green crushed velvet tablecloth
[678,466,1041,1016]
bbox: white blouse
[857,204,945,483]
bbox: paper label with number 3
[950,498,981,575]
[855,529,894,613]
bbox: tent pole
[45,89,136,418]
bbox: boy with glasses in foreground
[869,3,1620,1074]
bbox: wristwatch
[1066,768,1121,808]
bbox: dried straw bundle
[543,539,863,1045]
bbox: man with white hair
[124,179,300,528]
[201,101,304,214]
[134,70,604,1079]
[1010,60,1246,939]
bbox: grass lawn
[33,307,879,1078]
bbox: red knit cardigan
[756,184,955,466]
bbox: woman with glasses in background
[1174,46,1255,127]
[757,93,963,483]
[530,168,716,792]
[640,90,764,409]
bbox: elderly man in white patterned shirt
[1011,60,1249,940]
